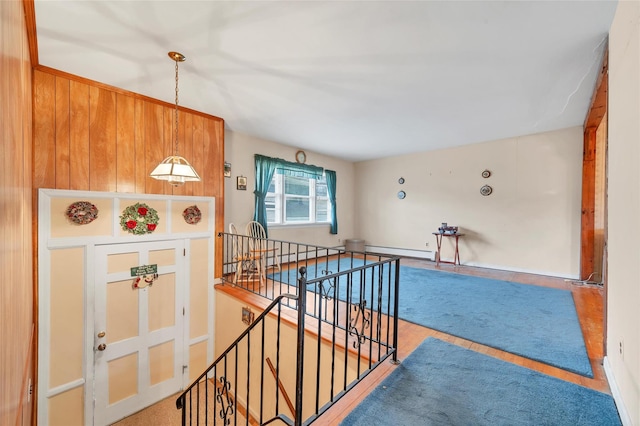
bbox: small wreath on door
[183,205,202,225]
[120,203,159,235]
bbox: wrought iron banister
[177,234,401,425]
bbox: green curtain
[254,154,331,235]
[325,170,338,234]
[253,154,279,236]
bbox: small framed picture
[237,176,247,190]
[242,306,254,325]
[224,162,231,178]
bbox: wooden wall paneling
[134,98,146,194]
[33,70,56,189]
[69,80,90,190]
[191,115,205,196]
[170,110,192,197]
[144,102,165,195]
[2,3,21,425]
[54,77,70,189]
[202,119,216,197]
[183,112,194,197]
[116,93,136,193]
[89,86,117,192]
[202,117,225,278]
[162,105,174,195]
[212,119,225,199]
[22,18,35,424]
[216,119,225,280]
[1,1,34,425]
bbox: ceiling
[33,1,616,162]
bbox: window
[266,174,331,225]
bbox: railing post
[392,258,400,363]
[294,267,307,426]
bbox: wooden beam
[581,45,608,281]
[580,127,597,280]
[584,48,608,130]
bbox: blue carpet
[269,259,593,377]
[340,338,620,426]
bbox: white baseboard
[365,245,436,261]
[455,260,579,280]
[603,356,632,425]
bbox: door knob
[97,343,107,351]
[97,331,106,338]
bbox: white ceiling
[33,1,616,162]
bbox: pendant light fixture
[150,51,201,186]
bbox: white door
[94,240,186,425]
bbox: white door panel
[94,240,185,425]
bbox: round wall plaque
[480,185,493,196]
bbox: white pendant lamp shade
[150,51,201,186]
[149,155,201,186]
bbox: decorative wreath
[119,203,159,235]
[66,201,99,225]
[183,205,202,225]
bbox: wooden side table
[432,232,464,266]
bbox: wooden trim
[23,0,38,65]
[266,357,296,419]
[33,64,225,123]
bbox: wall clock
[295,150,307,164]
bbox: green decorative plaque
[130,264,158,277]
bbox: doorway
[93,240,186,425]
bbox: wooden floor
[317,258,609,425]
[115,257,608,425]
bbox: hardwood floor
[318,259,609,425]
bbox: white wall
[354,127,583,277]
[224,130,356,248]
[606,1,640,424]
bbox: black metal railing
[176,234,400,425]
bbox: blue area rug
[341,338,620,426]
[269,259,593,377]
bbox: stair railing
[178,235,401,425]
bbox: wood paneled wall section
[32,68,225,277]
[1,1,34,425]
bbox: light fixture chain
[174,58,180,156]
[149,51,200,185]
